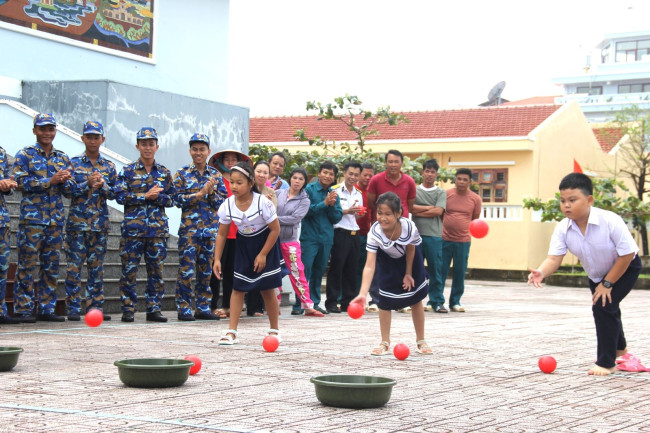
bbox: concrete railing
[481,204,525,221]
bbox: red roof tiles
[592,127,624,152]
[250,105,562,143]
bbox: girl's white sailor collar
[226,192,264,223]
[370,217,414,249]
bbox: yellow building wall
[259,102,615,271]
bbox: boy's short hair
[385,149,403,162]
[559,172,593,196]
[423,159,439,171]
[343,161,362,172]
[189,133,210,147]
[34,113,57,127]
[83,121,104,136]
[137,127,158,140]
[456,168,472,179]
[319,161,338,177]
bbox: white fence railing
[481,204,524,221]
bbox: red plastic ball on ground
[347,303,364,319]
[393,343,410,361]
[263,335,279,352]
[538,355,557,374]
[84,309,103,327]
[469,219,489,238]
[185,355,202,375]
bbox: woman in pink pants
[276,168,324,317]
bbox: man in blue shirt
[64,121,118,321]
[173,133,228,321]
[115,127,176,323]
[298,161,342,315]
[12,113,75,322]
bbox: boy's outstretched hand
[592,284,612,307]
[527,268,544,288]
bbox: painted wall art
[0,0,153,58]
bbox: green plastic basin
[114,358,193,388]
[0,347,23,372]
[310,375,396,408]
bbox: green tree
[607,105,650,253]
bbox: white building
[553,30,650,122]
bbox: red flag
[573,159,583,173]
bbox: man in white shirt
[325,161,364,313]
[528,172,640,376]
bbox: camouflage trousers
[14,224,63,316]
[175,235,215,315]
[119,236,167,313]
[0,227,10,317]
[64,231,108,314]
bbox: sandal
[398,306,412,314]
[304,309,325,317]
[218,329,239,345]
[266,329,282,343]
[416,340,433,355]
[367,304,379,313]
[371,341,391,356]
[213,309,228,319]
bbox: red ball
[263,335,279,352]
[469,219,489,238]
[185,355,202,375]
[347,303,364,320]
[84,309,103,327]
[393,343,410,361]
[538,355,557,374]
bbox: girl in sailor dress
[351,192,434,356]
[213,162,283,345]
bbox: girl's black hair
[231,161,260,194]
[254,159,271,170]
[376,191,403,216]
[289,167,309,191]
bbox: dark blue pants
[588,255,641,368]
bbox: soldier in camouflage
[173,133,228,321]
[0,145,19,324]
[115,127,176,323]
[64,121,118,321]
[12,113,75,322]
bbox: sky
[227,0,650,117]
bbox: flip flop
[616,353,640,364]
[616,361,650,372]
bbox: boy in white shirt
[528,173,640,376]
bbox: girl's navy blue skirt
[232,226,284,292]
[370,245,429,310]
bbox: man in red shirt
[440,168,482,312]
[355,162,375,305]
[367,149,416,217]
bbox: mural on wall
[0,0,153,58]
[21,81,250,173]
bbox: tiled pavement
[2,280,650,432]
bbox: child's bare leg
[588,364,617,376]
[616,347,628,358]
[410,301,426,341]
[261,289,279,331]
[379,309,391,343]
[227,291,245,333]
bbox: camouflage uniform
[115,159,175,314]
[173,163,228,316]
[0,147,13,318]
[64,153,117,315]
[12,143,74,316]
